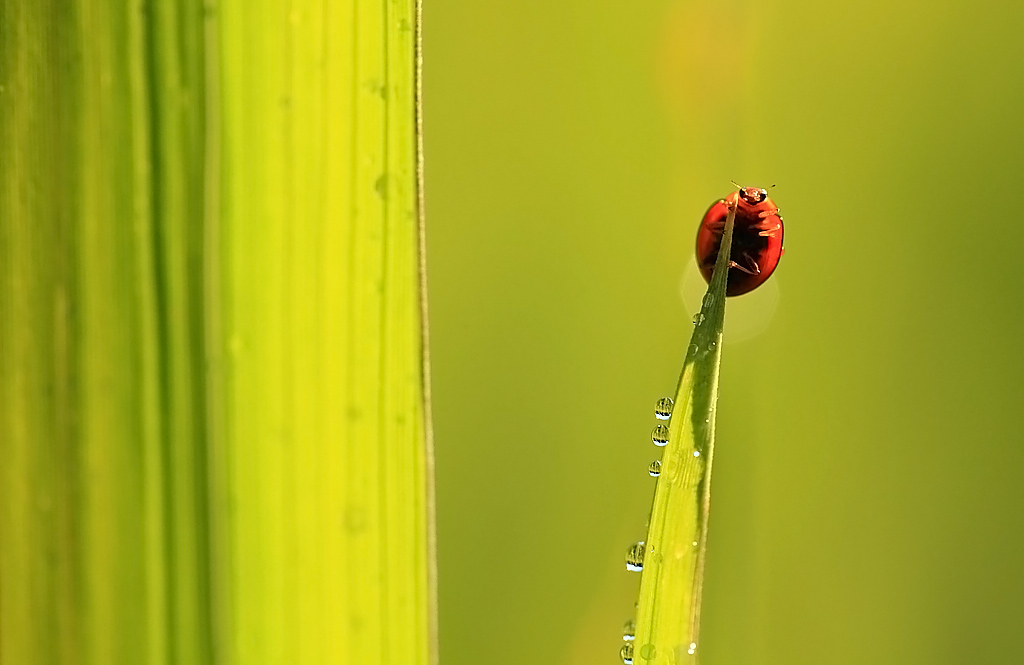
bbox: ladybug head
[738,187,768,205]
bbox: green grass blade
[631,202,736,665]
[1,2,212,662]
[209,1,431,663]
[0,3,85,662]
[1,2,433,664]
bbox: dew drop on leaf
[648,460,662,477]
[626,542,645,571]
[651,425,669,447]
[654,397,674,420]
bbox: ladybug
[695,186,784,296]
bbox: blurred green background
[425,1,1024,664]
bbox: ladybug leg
[729,255,761,276]
[758,224,782,237]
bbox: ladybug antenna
[769,183,777,189]
[730,180,743,190]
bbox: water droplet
[622,620,635,641]
[620,643,634,664]
[648,460,662,477]
[692,312,705,325]
[343,506,367,533]
[688,641,697,655]
[651,425,669,447]
[364,79,387,99]
[654,397,674,420]
[693,450,700,457]
[640,643,657,660]
[625,541,645,571]
[375,173,389,198]
[692,541,698,547]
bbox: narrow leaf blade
[632,201,736,664]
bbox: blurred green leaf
[0,2,433,664]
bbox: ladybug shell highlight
[695,187,784,297]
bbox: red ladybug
[695,186,784,296]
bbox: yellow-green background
[426,1,1024,664]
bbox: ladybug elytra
[695,186,784,296]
